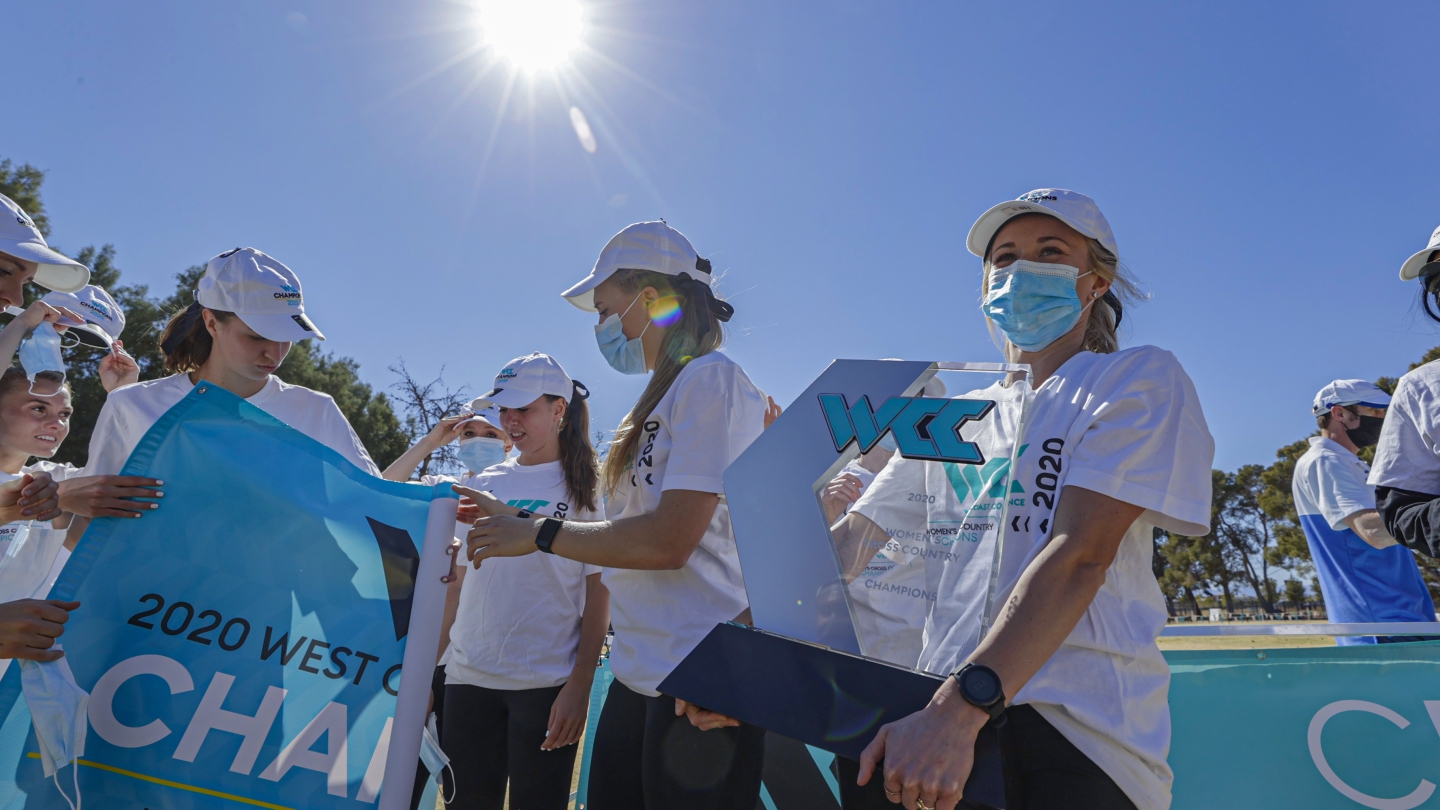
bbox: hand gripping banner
[0,382,456,810]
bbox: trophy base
[659,622,1005,809]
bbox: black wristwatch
[515,508,534,519]
[952,663,1007,726]
[535,518,563,554]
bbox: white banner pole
[376,496,457,810]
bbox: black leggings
[586,680,766,810]
[835,705,1137,810]
[441,682,578,810]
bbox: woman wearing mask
[1371,226,1440,559]
[71,247,379,545]
[461,222,768,810]
[843,190,1214,810]
[429,353,608,810]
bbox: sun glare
[477,0,584,72]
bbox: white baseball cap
[0,194,89,293]
[1312,380,1392,417]
[1399,225,1440,282]
[561,221,711,312]
[459,405,502,432]
[967,189,1119,260]
[196,247,325,342]
[41,285,125,349]
[469,353,577,409]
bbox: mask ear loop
[50,764,79,810]
[27,375,66,398]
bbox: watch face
[962,667,1000,704]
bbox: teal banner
[0,383,455,810]
[1168,643,1440,809]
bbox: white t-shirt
[981,346,1212,810]
[834,458,921,666]
[0,461,84,556]
[850,381,1028,671]
[603,351,767,696]
[1370,360,1440,494]
[0,462,84,600]
[86,374,380,477]
[443,458,601,690]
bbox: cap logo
[497,368,518,381]
[80,300,110,319]
[291,314,316,333]
[274,284,303,307]
[1019,192,1058,203]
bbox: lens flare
[649,296,683,328]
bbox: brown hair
[0,367,69,403]
[542,382,599,513]
[1317,405,1355,430]
[158,302,237,374]
[600,268,731,495]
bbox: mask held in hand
[17,322,67,397]
[20,647,88,810]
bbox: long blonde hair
[601,268,730,495]
[981,216,1140,356]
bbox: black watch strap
[515,508,534,519]
[535,518,563,554]
[952,663,1007,725]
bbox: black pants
[441,682,578,810]
[586,680,766,810]
[835,705,1136,810]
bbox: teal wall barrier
[573,643,1440,809]
[1167,642,1440,809]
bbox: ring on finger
[884,788,900,799]
[916,801,934,810]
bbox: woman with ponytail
[440,352,608,810]
[73,248,379,543]
[459,222,769,810]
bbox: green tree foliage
[0,160,50,237]
[2,157,411,470]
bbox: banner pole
[377,496,457,810]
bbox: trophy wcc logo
[819,393,994,464]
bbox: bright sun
[477,0,585,72]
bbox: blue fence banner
[1168,643,1440,809]
[0,382,456,810]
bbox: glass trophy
[660,359,1030,808]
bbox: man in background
[1293,380,1436,643]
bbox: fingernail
[20,510,31,516]
[149,503,159,509]
[154,481,164,485]
[154,492,164,497]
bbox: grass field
[1158,619,1336,650]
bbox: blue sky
[6,0,1440,471]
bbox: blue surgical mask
[595,294,649,375]
[981,260,1095,352]
[457,437,507,473]
[20,648,88,810]
[17,322,66,395]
